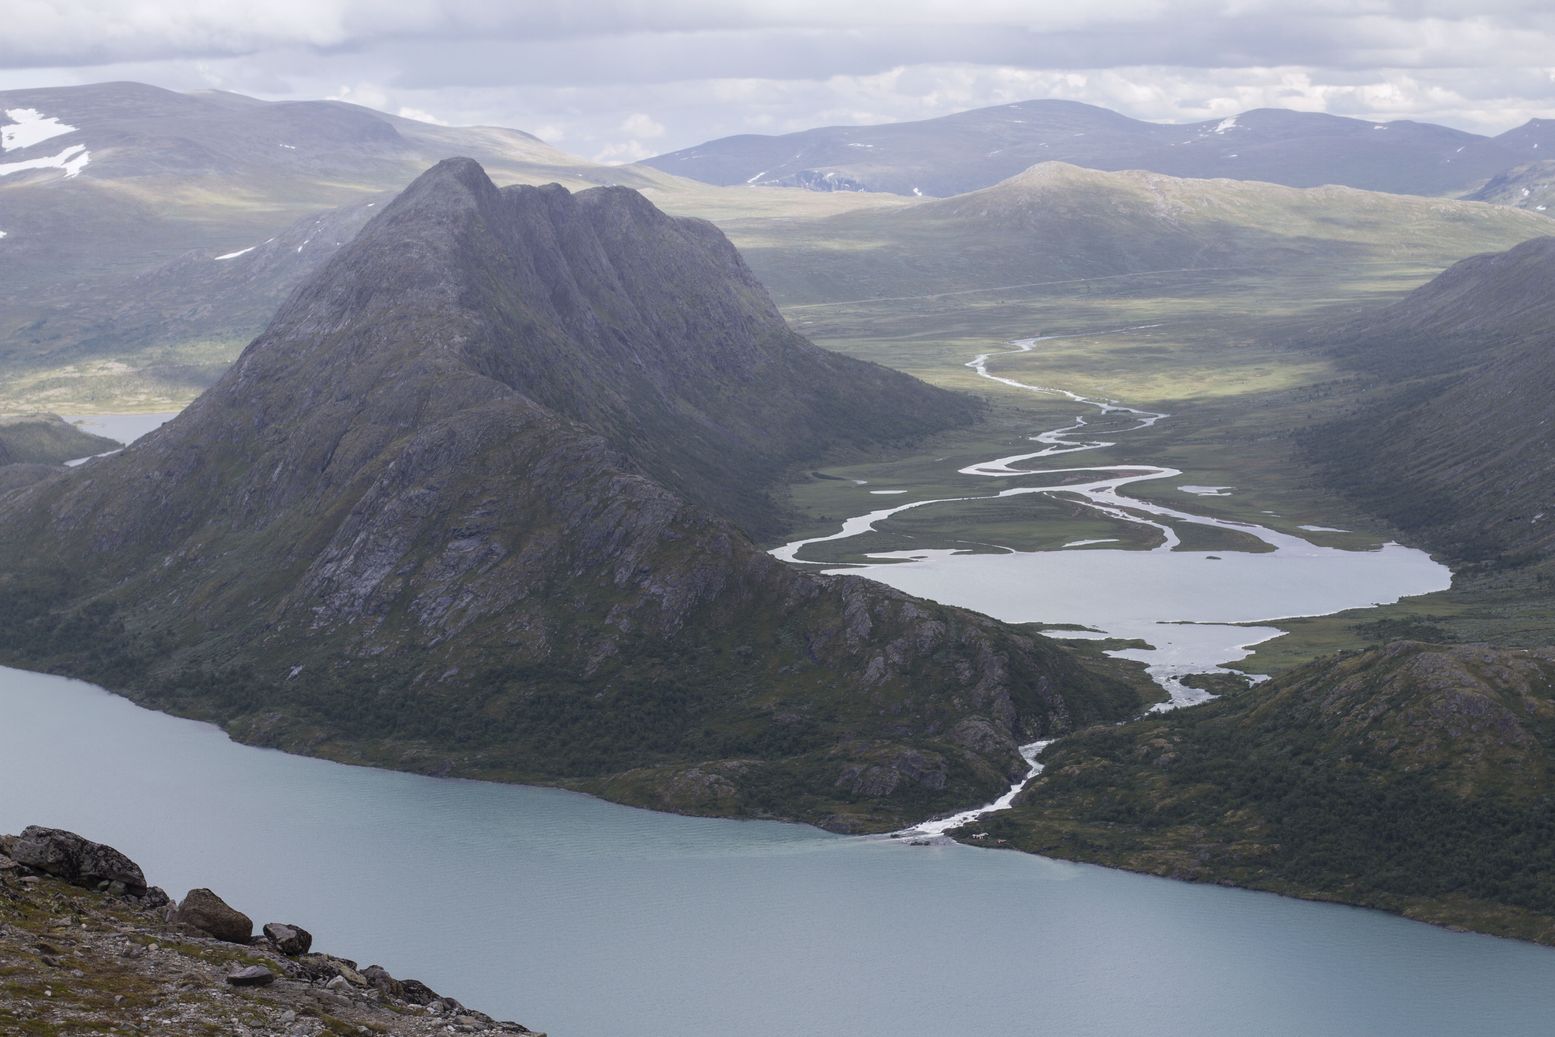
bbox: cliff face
[0,159,1146,831]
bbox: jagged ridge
[0,159,1147,832]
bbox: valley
[5,72,1555,1033]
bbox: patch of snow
[745,169,768,184]
[1298,524,1349,533]
[1214,116,1239,134]
[214,245,257,261]
[870,490,909,495]
[279,143,296,150]
[1063,538,1120,548]
[1373,124,1388,130]
[1456,146,1465,153]
[1226,153,1239,159]
[1538,205,1548,212]
[912,187,923,197]
[0,229,6,239]
[0,142,90,179]
[1,108,76,152]
[1178,485,1232,497]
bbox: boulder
[263,922,313,956]
[8,827,147,893]
[362,964,403,998]
[173,888,253,943]
[226,965,276,987]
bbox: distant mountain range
[645,99,1555,200]
[728,162,1552,308]
[0,159,1147,831]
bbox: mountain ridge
[0,158,1149,831]
[645,97,1542,199]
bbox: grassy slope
[964,642,1555,945]
[0,413,117,463]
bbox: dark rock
[8,827,147,893]
[263,921,313,956]
[226,965,276,987]
[173,888,252,943]
[139,886,171,909]
[398,978,441,1006]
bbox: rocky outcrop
[174,887,254,943]
[4,825,147,893]
[0,825,540,1035]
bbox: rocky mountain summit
[0,159,1147,831]
[0,825,540,1035]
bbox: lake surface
[775,336,1452,705]
[3,666,1553,1037]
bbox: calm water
[2,666,1552,1036]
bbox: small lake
[3,666,1553,1037]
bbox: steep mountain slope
[729,162,1553,306]
[0,159,1146,831]
[646,99,1519,198]
[969,641,1555,944]
[1305,236,1555,566]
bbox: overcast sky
[4,1,1554,162]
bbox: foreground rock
[0,825,541,1036]
[174,886,254,943]
[4,825,147,893]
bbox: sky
[3,1,1554,163]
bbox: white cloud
[1,2,1554,162]
[620,112,666,138]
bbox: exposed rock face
[7,825,147,893]
[0,158,1147,830]
[174,887,254,944]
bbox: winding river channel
[777,334,1451,703]
[775,332,1454,835]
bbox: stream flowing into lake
[3,667,1554,1037]
[774,333,1453,833]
